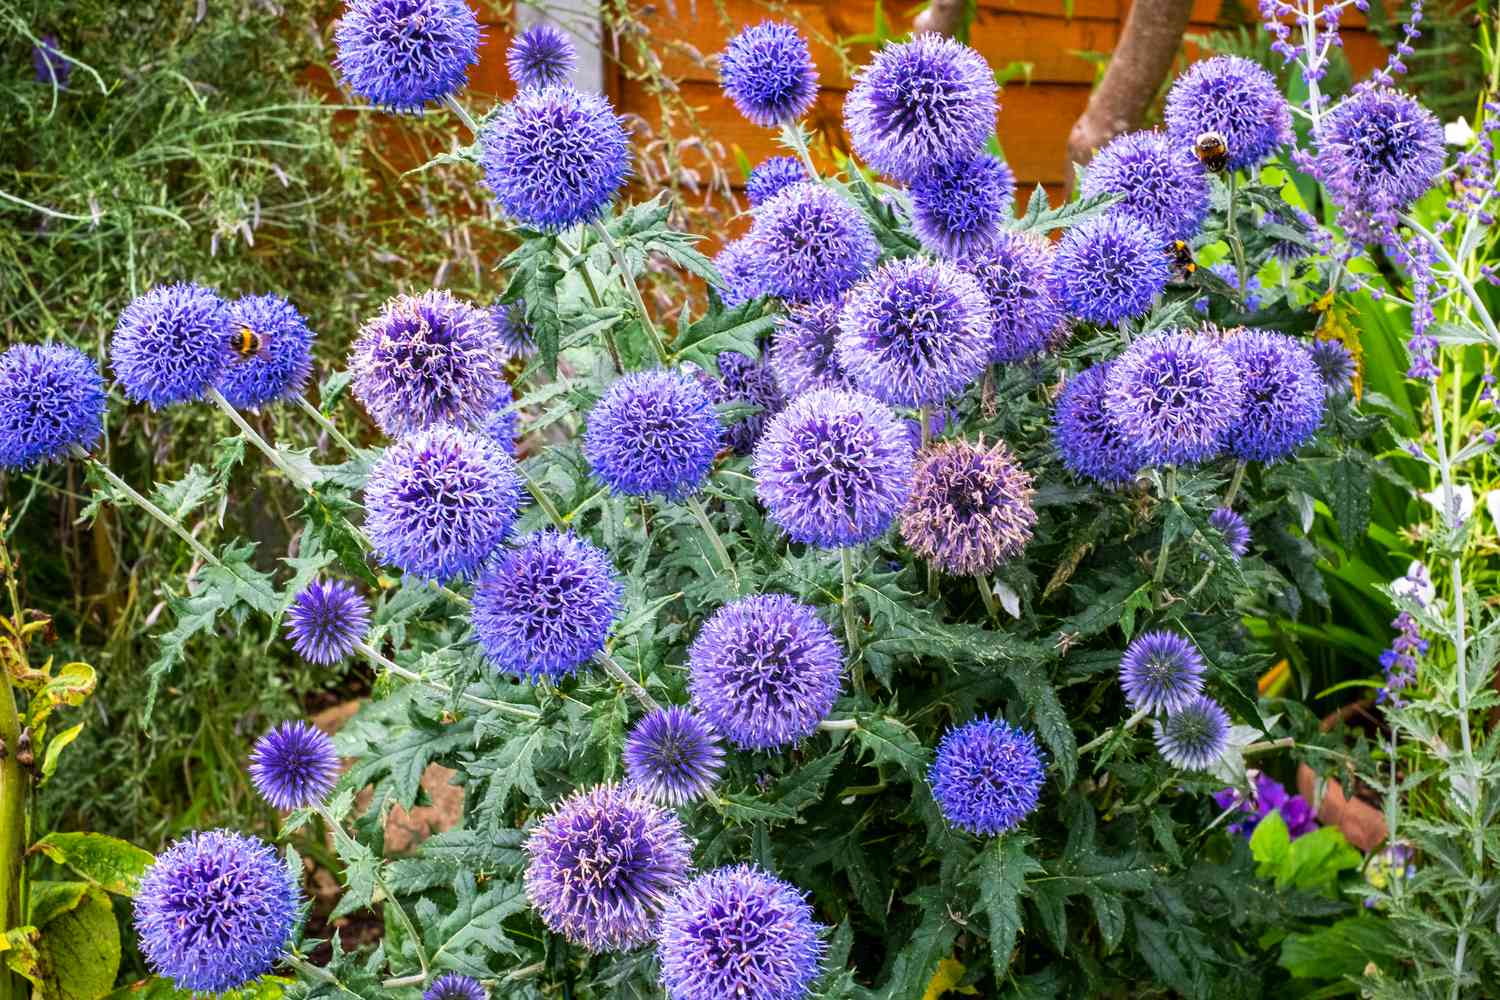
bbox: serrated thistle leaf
[975,836,1043,985]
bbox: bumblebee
[1193,131,1229,172]
[232,326,265,360]
[1167,239,1197,279]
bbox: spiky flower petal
[1163,55,1291,171]
[623,706,726,806]
[217,294,315,410]
[507,23,576,90]
[0,344,106,469]
[1316,87,1445,222]
[424,974,486,1000]
[745,155,807,207]
[1081,130,1210,241]
[770,299,854,398]
[712,351,785,455]
[1104,330,1244,466]
[1309,338,1356,396]
[334,0,480,112]
[489,299,537,360]
[1119,630,1206,715]
[1052,363,1145,486]
[1220,329,1325,463]
[1154,695,1231,771]
[1054,213,1170,326]
[719,21,819,127]
[747,183,879,302]
[1208,507,1250,559]
[962,230,1065,363]
[249,721,339,811]
[284,578,370,665]
[713,239,771,307]
[111,282,231,409]
[585,370,723,500]
[929,716,1046,836]
[908,153,1015,257]
[901,440,1036,576]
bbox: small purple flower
[524,783,693,953]
[747,183,879,302]
[719,22,819,127]
[688,594,843,751]
[1208,507,1250,559]
[284,578,370,665]
[1377,601,1427,707]
[962,230,1065,364]
[1220,329,1325,463]
[490,299,537,360]
[507,23,576,90]
[1082,130,1210,242]
[480,379,520,454]
[1163,55,1292,172]
[424,974,486,1000]
[770,299,853,397]
[1104,330,1245,466]
[1213,772,1317,839]
[334,0,480,112]
[216,294,315,410]
[1309,338,1357,396]
[0,344,106,470]
[111,283,232,409]
[1194,262,1264,315]
[745,155,808,207]
[1054,214,1170,326]
[657,864,825,1000]
[713,239,771,307]
[1316,87,1445,221]
[585,369,723,500]
[249,720,339,811]
[713,351,785,455]
[908,153,1016,257]
[1052,363,1145,486]
[1119,630,1206,715]
[929,716,1046,836]
[32,34,70,87]
[1154,695,1231,771]
[900,440,1035,576]
[623,706,726,806]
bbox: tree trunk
[913,0,967,37]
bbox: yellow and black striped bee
[232,326,266,360]
[1193,131,1229,172]
[1167,239,1197,279]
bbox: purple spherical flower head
[524,783,692,953]
[962,230,1066,364]
[425,973,486,1000]
[748,182,879,302]
[929,716,1046,836]
[479,379,520,454]
[901,440,1036,576]
[1052,363,1145,486]
[1104,330,1244,466]
[508,23,576,90]
[1119,630,1206,715]
[623,706,726,806]
[844,33,997,182]
[1163,55,1291,172]
[349,290,506,438]
[33,34,70,86]
[364,425,523,582]
[713,351,785,455]
[249,720,339,811]
[1081,130,1210,242]
[490,299,537,360]
[658,864,825,1000]
[0,344,105,470]
[1054,213,1170,326]
[217,294,315,410]
[713,238,771,307]
[770,299,854,398]
[111,282,231,409]
[1154,695,1231,771]
[1309,337,1356,396]
[1315,87,1445,218]
[719,21,819,128]
[753,388,914,547]
[1220,329,1325,463]
[471,530,622,683]
[689,594,843,751]
[745,155,808,207]
[284,578,370,665]
[836,256,992,408]
[134,830,300,992]
[585,370,723,500]
[909,153,1015,257]
[1208,506,1250,559]
[334,0,480,112]
[480,85,630,231]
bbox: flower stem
[1153,466,1178,588]
[443,94,480,137]
[683,495,739,592]
[561,237,622,372]
[595,650,660,712]
[208,388,315,492]
[1077,707,1151,758]
[817,718,858,732]
[783,119,820,180]
[314,805,429,979]
[590,219,668,366]
[840,547,862,663]
[76,447,221,568]
[1221,459,1247,507]
[522,466,570,532]
[295,394,358,454]
[354,639,540,720]
[0,551,26,1000]
[974,573,1001,624]
[1225,171,1250,308]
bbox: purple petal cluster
[770,300,853,397]
[479,86,630,231]
[719,22,819,127]
[216,294,315,410]
[688,594,843,750]
[1194,262,1265,315]
[524,783,692,953]
[713,239,771,307]
[747,182,879,302]
[33,35,70,87]
[623,706,726,806]
[1052,363,1145,486]
[490,299,537,360]
[1104,330,1244,466]
[363,425,523,582]
[745,156,808,207]
[249,720,340,811]
[0,344,105,469]
[334,0,480,112]
[1220,329,1325,463]
[1208,507,1250,559]
[471,530,622,683]
[425,974,486,1000]
[134,830,300,992]
[1213,772,1317,840]
[111,282,231,408]
[836,256,992,408]
[349,290,506,437]
[1054,213,1169,326]
[480,379,520,454]
[962,230,1066,363]
[908,153,1016,257]
[284,578,370,664]
[1154,695,1231,771]
[1163,55,1292,172]
[1309,338,1356,396]
[1315,87,1445,220]
[1378,607,1427,707]
[508,23,576,90]
[929,716,1046,836]
[900,440,1036,576]
[1119,630,1206,715]
[713,351,785,455]
[585,370,723,500]
[1081,130,1210,241]
[657,864,825,1000]
[843,33,997,182]
[753,388,914,547]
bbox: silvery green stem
[1401,213,1500,349]
[75,447,220,568]
[295,394,358,454]
[783,119,819,179]
[522,467,570,532]
[314,804,429,978]
[840,547,862,661]
[1222,459,1247,507]
[354,639,540,720]
[208,388,315,492]
[817,718,858,732]
[1077,707,1150,758]
[975,573,1000,624]
[1225,171,1250,307]
[443,94,480,136]
[590,219,669,366]
[683,495,739,592]
[595,650,660,712]
[1153,466,1178,587]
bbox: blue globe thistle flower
[363,425,523,582]
[471,530,622,683]
[0,344,106,470]
[1081,130,1210,242]
[1163,55,1291,172]
[1154,695,1231,771]
[719,22,819,128]
[843,33,997,182]
[480,380,520,454]
[748,182,879,302]
[334,0,480,112]
[284,578,370,665]
[712,239,770,307]
[623,706,726,806]
[1052,363,1144,486]
[425,974,486,1000]
[1315,87,1445,218]
[480,86,630,232]
[658,864,825,1000]
[249,720,339,811]
[111,282,231,409]
[1194,262,1264,315]
[507,23,576,90]
[349,290,506,438]
[524,783,692,953]
[33,35,70,87]
[1118,630,1206,715]
[586,370,723,500]
[712,351,785,455]
[1054,213,1170,326]
[134,830,300,992]
[836,257,992,408]
[216,294,315,410]
[1104,331,1244,466]
[900,440,1036,576]
[929,716,1046,836]
[770,300,854,398]
[1220,330,1325,463]
[490,299,537,360]
[1309,338,1356,396]
[962,230,1065,364]
[908,153,1015,257]
[688,594,843,751]
[1208,507,1250,559]
[753,388,914,547]
[745,155,807,207]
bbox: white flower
[1487,490,1500,532]
[1421,483,1473,527]
[1445,117,1476,146]
[1392,561,1435,607]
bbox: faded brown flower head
[900,439,1036,576]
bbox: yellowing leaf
[922,956,979,999]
